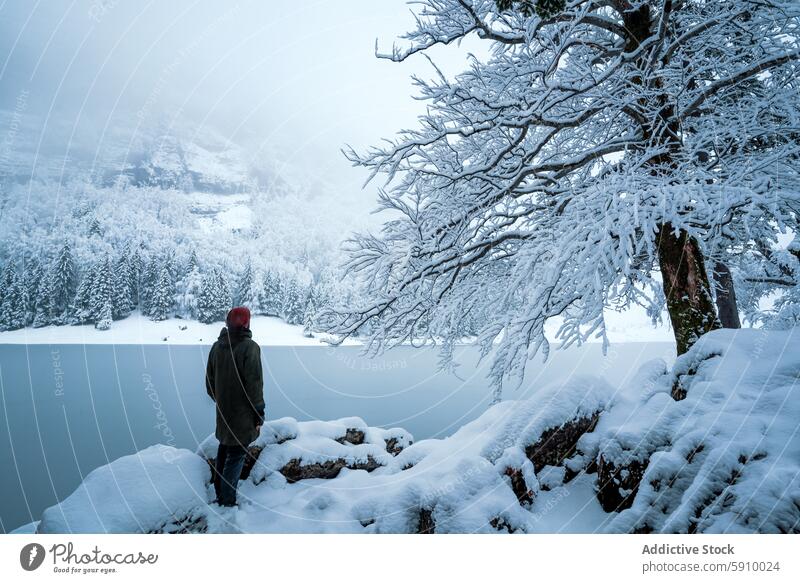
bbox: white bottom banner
[1,534,797,582]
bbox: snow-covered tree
[113,253,134,319]
[129,246,145,307]
[327,0,800,394]
[197,269,232,324]
[281,276,306,325]
[90,255,114,329]
[22,257,43,325]
[303,283,319,337]
[71,269,95,324]
[49,241,76,321]
[0,262,27,331]
[236,259,261,312]
[140,257,160,316]
[260,271,283,316]
[148,264,174,321]
[175,255,204,319]
[216,270,232,315]
[32,271,55,327]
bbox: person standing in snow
[205,306,265,507]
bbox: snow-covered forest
[0,121,366,335]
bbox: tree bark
[657,223,721,354]
[621,5,721,355]
[712,261,741,329]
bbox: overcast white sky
[0,0,480,202]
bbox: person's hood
[216,326,252,347]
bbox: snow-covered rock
[197,417,414,485]
[37,445,211,534]
[588,328,800,533]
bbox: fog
[0,0,481,215]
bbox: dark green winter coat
[205,326,265,446]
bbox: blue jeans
[214,443,248,507]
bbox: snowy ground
[0,313,343,346]
[0,307,673,345]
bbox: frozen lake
[0,342,674,532]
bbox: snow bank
[0,313,358,346]
[590,328,800,533]
[37,445,210,534]
[353,377,613,533]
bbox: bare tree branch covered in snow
[325,0,800,397]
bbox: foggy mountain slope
[0,112,374,272]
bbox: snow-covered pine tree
[22,256,43,325]
[0,262,27,331]
[90,255,114,330]
[32,271,55,327]
[175,255,203,319]
[140,256,160,316]
[302,283,319,337]
[112,253,134,320]
[215,270,232,317]
[235,259,262,313]
[148,264,174,321]
[50,241,76,322]
[87,216,103,238]
[196,274,218,324]
[70,268,95,325]
[281,276,305,325]
[197,270,229,324]
[328,0,800,395]
[129,246,145,308]
[259,271,283,317]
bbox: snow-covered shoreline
[0,313,351,346]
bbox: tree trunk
[712,261,741,329]
[657,223,721,354]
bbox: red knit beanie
[226,306,251,329]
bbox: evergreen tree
[303,283,319,337]
[95,300,112,330]
[112,253,134,320]
[148,264,174,321]
[141,257,160,316]
[21,256,42,325]
[197,273,221,324]
[32,271,55,327]
[216,270,232,316]
[236,259,261,312]
[88,216,103,237]
[129,246,145,307]
[175,257,203,319]
[50,241,76,320]
[260,271,282,316]
[0,263,27,331]
[71,268,95,324]
[90,255,114,329]
[281,277,305,325]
